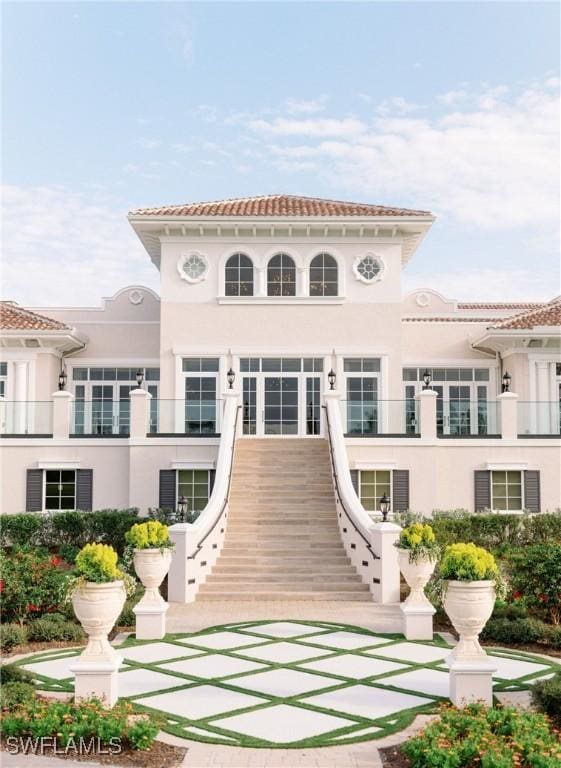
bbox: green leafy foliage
[0,548,71,626]
[0,696,160,751]
[0,664,33,685]
[26,615,84,643]
[125,520,173,549]
[402,703,561,768]
[507,545,561,625]
[0,623,27,651]
[481,617,545,645]
[0,681,36,708]
[74,543,123,583]
[440,542,498,581]
[532,671,561,727]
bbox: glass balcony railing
[149,399,223,435]
[0,401,53,435]
[71,399,132,436]
[437,400,501,437]
[517,401,561,436]
[341,400,420,436]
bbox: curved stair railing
[168,393,241,603]
[323,394,401,603]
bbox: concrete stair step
[199,582,370,593]
[206,573,363,583]
[197,591,372,602]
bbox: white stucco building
[1,195,560,529]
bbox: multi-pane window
[402,367,490,382]
[177,470,212,516]
[0,361,7,397]
[243,376,257,435]
[345,358,381,373]
[267,253,296,296]
[239,358,323,373]
[359,470,392,512]
[306,377,321,435]
[183,358,219,434]
[45,470,76,511]
[72,367,160,381]
[346,377,378,434]
[309,253,338,296]
[182,358,219,373]
[225,253,254,296]
[491,470,522,511]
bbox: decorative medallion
[415,292,431,308]
[128,289,144,305]
[177,252,209,284]
[353,253,384,284]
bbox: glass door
[264,376,298,435]
[305,377,321,435]
[448,385,471,435]
[346,376,378,434]
[242,376,257,435]
[91,385,114,435]
[185,377,217,434]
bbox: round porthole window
[177,252,209,283]
[353,253,384,284]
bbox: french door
[73,382,158,435]
[242,374,322,436]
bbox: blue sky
[2,1,559,305]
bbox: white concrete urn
[444,580,496,661]
[133,548,173,608]
[398,550,436,608]
[72,581,126,662]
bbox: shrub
[0,681,36,708]
[481,617,545,645]
[125,520,173,550]
[492,602,529,621]
[396,523,440,563]
[532,671,561,727]
[0,664,33,685]
[402,703,561,768]
[0,513,43,549]
[0,623,27,651]
[58,544,80,563]
[0,548,71,625]
[0,696,159,751]
[508,545,561,625]
[440,542,498,581]
[26,616,84,643]
[74,543,123,582]
[547,626,561,649]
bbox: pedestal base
[401,603,435,641]
[134,602,169,640]
[70,658,123,708]
[448,658,496,707]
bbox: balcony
[148,399,223,436]
[517,401,561,437]
[71,399,132,437]
[0,401,53,436]
[341,400,420,437]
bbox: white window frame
[490,469,524,513]
[357,468,393,513]
[176,468,212,515]
[43,468,77,512]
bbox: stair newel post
[370,522,401,604]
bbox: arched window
[267,253,296,296]
[225,253,254,296]
[309,253,338,296]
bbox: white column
[256,266,267,297]
[14,361,29,433]
[370,522,401,604]
[536,361,550,433]
[298,265,309,296]
[497,392,518,440]
[52,390,73,439]
[129,388,152,438]
[416,389,438,440]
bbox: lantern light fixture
[379,493,390,522]
[227,368,235,389]
[135,369,144,389]
[502,371,512,393]
[58,368,67,391]
[422,369,432,390]
[328,369,336,391]
[177,495,188,523]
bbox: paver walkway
[17,620,558,753]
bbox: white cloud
[0,185,158,306]
[285,96,328,114]
[376,96,420,116]
[248,116,367,138]
[253,80,559,229]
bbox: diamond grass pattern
[18,620,561,749]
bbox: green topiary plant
[440,542,499,581]
[125,520,173,550]
[66,543,135,600]
[396,522,440,563]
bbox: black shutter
[474,470,491,511]
[524,470,541,513]
[76,469,93,511]
[26,469,43,512]
[392,470,410,512]
[350,469,359,495]
[209,469,216,495]
[159,470,176,511]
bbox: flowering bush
[0,548,71,626]
[396,523,440,564]
[402,703,561,768]
[507,545,561,625]
[125,521,173,550]
[440,542,498,581]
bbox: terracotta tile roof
[457,302,546,310]
[0,302,70,331]
[491,298,561,330]
[130,194,432,218]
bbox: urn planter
[72,580,126,663]
[133,548,173,640]
[398,550,436,608]
[444,579,496,661]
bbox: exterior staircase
[197,438,372,601]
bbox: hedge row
[0,508,175,555]
[426,511,561,551]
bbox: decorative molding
[170,461,216,470]
[37,460,81,469]
[177,252,209,284]
[128,289,144,305]
[353,253,385,284]
[415,292,431,308]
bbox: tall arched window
[309,253,338,296]
[267,253,296,296]
[225,253,254,296]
